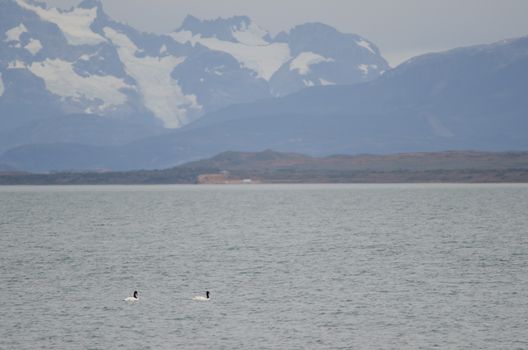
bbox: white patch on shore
[27,58,130,111]
[170,30,290,81]
[290,52,334,75]
[104,27,201,128]
[15,0,106,46]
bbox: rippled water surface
[1,184,527,349]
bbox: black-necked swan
[124,290,138,301]
[193,291,210,301]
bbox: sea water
[1,184,527,349]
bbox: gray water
[1,184,527,349]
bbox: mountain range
[0,0,527,172]
[0,0,387,153]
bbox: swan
[192,291,210,301]
[124,290,138,301]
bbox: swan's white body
[124,291,139,302]
[192,296,209,301]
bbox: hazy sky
[44,0,528,66]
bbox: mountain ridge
[0,0,388,134]
[3,33,525,172]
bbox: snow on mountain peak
[170,15,296,81]
[27,57,131,112]
[290,52,335,75]
[356,38,376,54]
[178,15,272,46]
[1,3,390,133]
[15,0,106,46]
[231,20,269,46]
[169,25,291,81]
[24,38,43,55]
[4,23,28,43]
[4,22,43,55]
[358,64,379,75]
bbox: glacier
[104,27,201,128]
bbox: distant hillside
[179,150,528,183]
[1,150,527,184]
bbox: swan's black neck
[206,291,209,299]
[133,291,138,298]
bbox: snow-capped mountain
[170,16,388,97]
[5,33,527,172]
[0,0,389,137]
[0,0,199,131]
